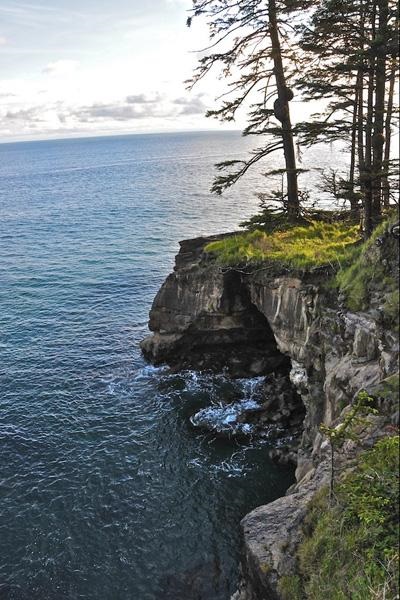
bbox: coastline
[141,223,399,599]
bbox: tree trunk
[371,0,389,220]
[357,68,366,233]
[357,5,366,186]
[363,2,377,239]
[382,59,396,207]
[268,0,299,221]
[364,66,374,238]
[349,82,360,212]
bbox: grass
[205,215,398,316]
[335,218,399,313]
[383,289,400,322]
[278,436,400,600]
[205,221,360,269]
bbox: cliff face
[141,232,399,600]
[247,267,398,480]
[140,235,290,378]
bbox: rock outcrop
[140,235,290,378]
[141,230,399,600]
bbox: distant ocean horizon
[0,128,240,147]
[0,131,341,599]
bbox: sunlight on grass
[205,221,361,269]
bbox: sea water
[0,131,338,599]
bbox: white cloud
[71,102,156,122]
[4,106,43,121]
[0,35,7,45]
[173,94,207,114]
[0,87,218,140]
[126,93,162,104]
[42,60,78,76]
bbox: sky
[0,0,233,141]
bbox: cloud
[126,92,162,104]
[0,88,212,140]
[4,106,44,122]
[70,93,202,123]
[70,102,157,122]
[174,94,207,115]
[42,60,78,76]
[0,35,7,45]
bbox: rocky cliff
[140,234,290,378]
[141,230,399,599]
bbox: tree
[187,0,310,221]
[296,0,399,237]
[320,390,377,507]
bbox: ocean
[0,131,337,599]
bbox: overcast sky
[0,0,235,141]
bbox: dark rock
[140,236,289,377]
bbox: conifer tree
[187,0,310,221]
[296,0,399,236]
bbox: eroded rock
[141,231,399,600]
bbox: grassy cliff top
[204,221,360,270]
[205,215,399,317]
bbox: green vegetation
[206,213,399,321]
[278,574,303,599]
[205,221,360,269]
[319,390,377,506]
[239,205,358,233]
[278,436,400,600]
[335,218,399,313]
[372,373,400,405]
[383,289,400,323]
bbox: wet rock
[188,373,304,448]
[189,398,260,437]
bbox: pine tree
[187,0,311,221]
[296,0,399,236]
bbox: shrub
[295,436,399,600]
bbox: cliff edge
[140,227,399,599]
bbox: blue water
[0,131,301,600]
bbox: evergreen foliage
[189,0,399,237]
[187,0,315,220]
[278,436,400,600]
[295,0,399,236]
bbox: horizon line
[0,127,243,146]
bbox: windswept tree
[187,0,311,221]
[296,0,399,236]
